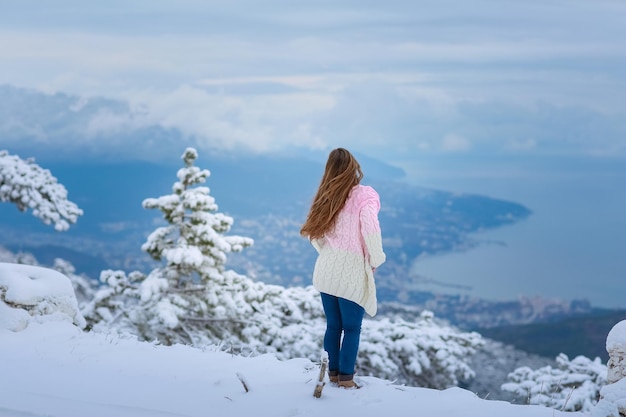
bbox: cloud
[1,79,625,166]
[124,84,334,153]
[442,134,471,152]
[0,1,625,162]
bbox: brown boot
[338,374,360,389]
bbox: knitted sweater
[311,185,386,316]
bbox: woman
[300,148,386,389]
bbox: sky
[1,1,625,308]
[0,0,625,168]
[0,262,596,417]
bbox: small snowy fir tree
[84,148,257,345]
[501,353,607,413]
[0,150,83,231]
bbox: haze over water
[401,154,626,309]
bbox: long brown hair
[300,148,363,239]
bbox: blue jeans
[320,292,365,377]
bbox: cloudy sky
[1,0,625,173]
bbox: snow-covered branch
[0,150,83,231]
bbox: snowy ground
[1,319,581,417]
[0,262,589,417]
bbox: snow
[592,321,626,416]
[0,262,85,331]
[594,378,626,417]
[607,321,626,352]
[0,263,582,417]
[0,150,83,231]
[2,321,580,417]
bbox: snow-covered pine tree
[141,147,253,283]
[84,269,482,389]
[84,148,258,345]
[81,269,146,335]
[359,311,483,389]
[501,353,606,412]
[139,147,257,344]
[0,150,83,231]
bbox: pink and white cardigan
[311,185,386,316]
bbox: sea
[398,153,626,309]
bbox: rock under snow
[0,262,85,331]
[607,321,626,353]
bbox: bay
[399,154,626,308]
